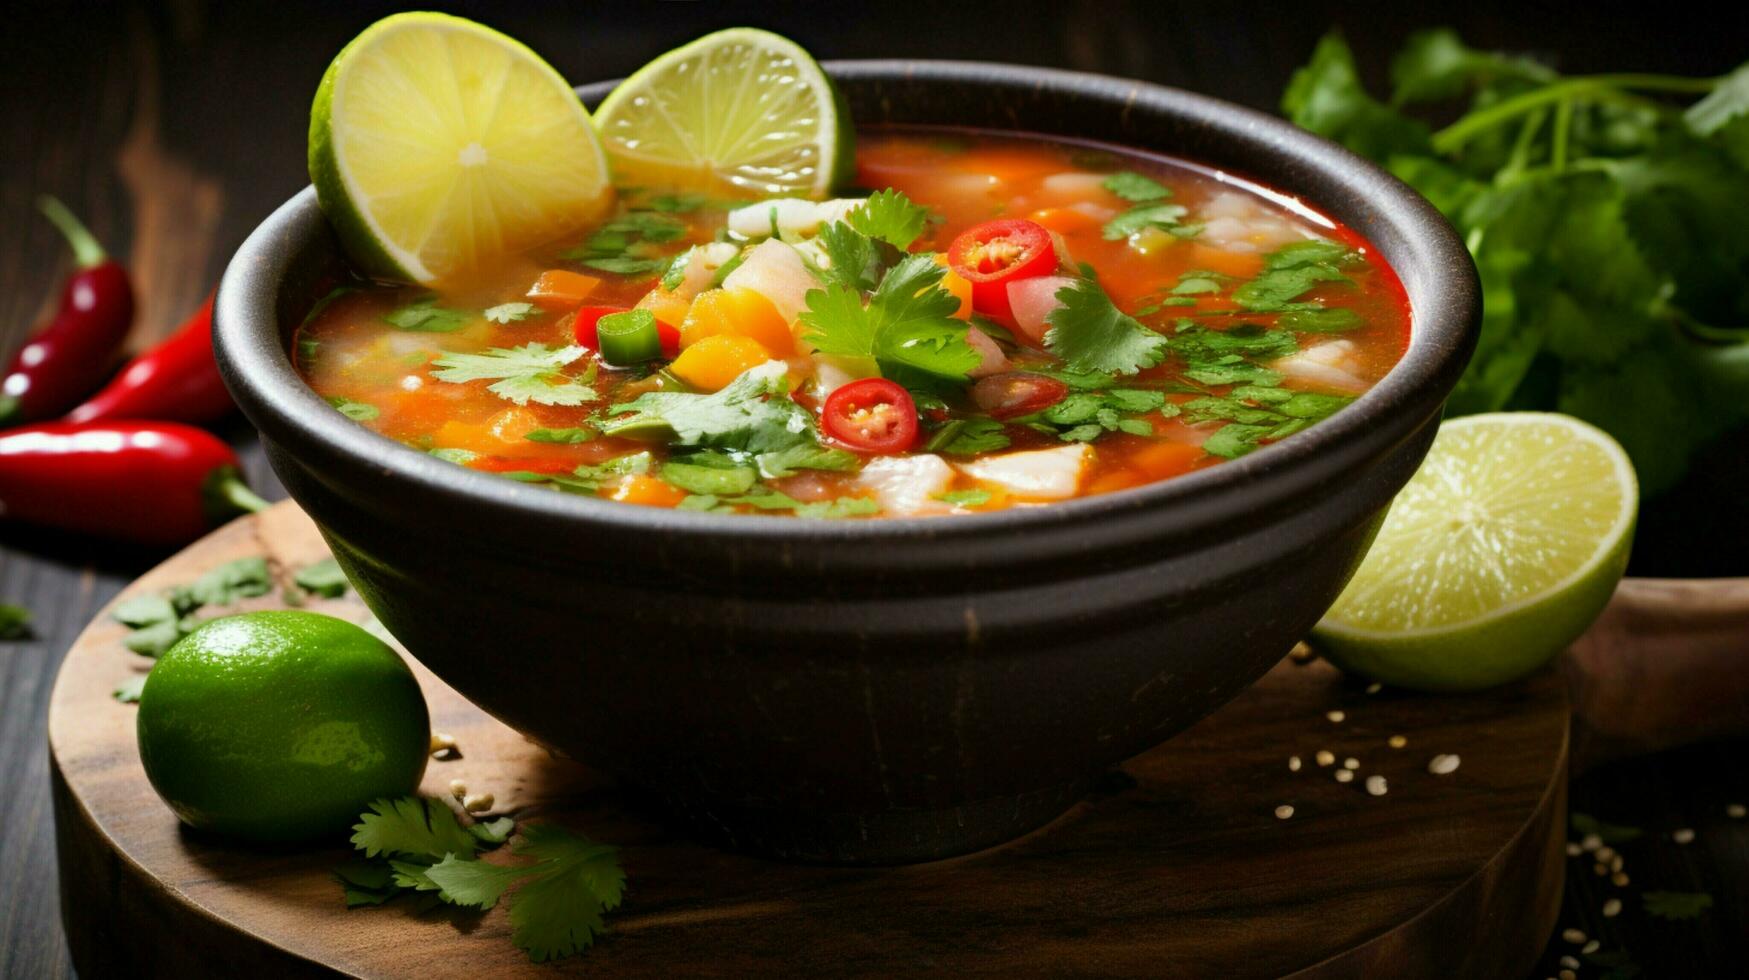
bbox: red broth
[296,128,1410,517]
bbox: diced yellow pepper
[668,334,772,391]
[636,285,692,328]
[526,270,601,310]
[680,287,795,354]
[932,253,973,320]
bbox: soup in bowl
[215,61,1478,863]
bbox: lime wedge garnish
[309,12,612,284]
[593,28,853,198]
[1313,412,1637,691]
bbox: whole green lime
[137,610,429,843]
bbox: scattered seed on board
[1428,753,1461,775]
[1326,710,1346,723]
[1673,828,1695,844]
[1612,872,1630,887]
[1562,927,1587,944]
[1596,845,1616,863]
[1316,750,1336,767]
[1365,682,1382,695]
[1558,970,1576,980]
[1343,757,1360,770]
[1275,805,1295,820]
[1566,843,1583,857]
[1593,863,1609,877]
[1334,769,1355,784]
[1388,734,1407,749]
[1603,898,1622,918]
[1728,803,1746,819]
[1581,833,1603,851]
[1288,755,1303,772]
[448,779,466,800]
[429,732,460,759]
[1582,940,1600,954]
[1365,775,1388,797]
[463,792,495,813]
[1560,956,1580,970]
[1289,642,1316,664]
[1610,855,1624,873]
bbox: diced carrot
[1086,469,1148,495]
[1187,244,1265,281]
[668,334,772,391]
[680,288,795,354]
[636,285,692,328]
[930,254,973,319]
[527,270,601,310]
[431,408,544,457]
[1130,441,1205,480]
[953,150,1060,183]
[1030,207,1102,235]
[611,473,689,508]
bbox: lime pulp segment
[593,28,849,198]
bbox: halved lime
[309,12,612,284]
[1313,412,1637,692]
[593,28,853,198]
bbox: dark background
[2,1,1745,976]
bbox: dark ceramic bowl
[215,62,1478,864]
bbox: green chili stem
[37,195,108,268]
[1431,73,1722,154]
[213,473,273,516]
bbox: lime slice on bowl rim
[593,27,855,198]
[308,12,612,284]
[1312,412,1637,693]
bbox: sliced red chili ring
[946,218,1059,322]
[574,306,680,358]
[970,371,1071,420]
[821,378,919,454]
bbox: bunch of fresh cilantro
[1283,29,1749,495]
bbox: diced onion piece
[1006,275,1078,344]
[965,327,1011,378]
[1039,172,1112,201]
[721,239,817,323]
[957,444,1091,500]
[854,454,956,516]
[811,354,878,397]
[726,198,869,239]
[672,242,742,300]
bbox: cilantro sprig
[597,361,820,453]
[800,254,983,383]
[1043,279,1168,375]
[338,796,623,962]
[432,344,599,407]
[560,210,686,277]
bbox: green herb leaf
[1642,891,1713,921]
[926,418,1011,455]
[1282,32,1432,161]
[816,221,879,290]
[503,825,625,962]
[1232,240,1356,311]
[1102,203,1191,241]
[293,558,349,599]
[753,443,861,479]
[113,673,147,703]
[935,489,992,507]
[1044,279,1168,375]
[1570,812,1643,844]
[524,427,597,445]
[327,396,380,422]
[383,296,473,333]
[845,188,932,250]
[1103,171,1172,202]
[660,457,758,496]
[429,447,479,465]
[351,796,478,861]
[800,254,982,382]
[599,361,817,453]
[483,302,540,324]
[432,344,597,407]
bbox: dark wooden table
[3,2,1744,976]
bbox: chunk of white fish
[726,198,868,239]
[720,239,818,323]
[855,454,956,516]
[957,444,1091,500]
[1194,191,1311,254]
[1271,339,1368,393]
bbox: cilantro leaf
[816,221,879,290]
[483,302,540,324]
[1232,240,1356,311]
[187,557,273,607]
[660,456,758,496]
[1203,423,1277,459]
[935,489,992,507]
[846,188,931,249]
[327,396,379,422]
[1103,171,1172,202]
[800,254,982,382]
[422,853,530,909]
[561,211,685,278]
[293,558,349,599]
[1043,279,1168,375]
[524,427,597,444]
[0,603,31,640]
[1102,203,1192,241]
[383,296,473,333]
[599,361,817,453]
[351,797,478,861]
[925,418,1011,455]
[1282,32,1432,161]
[432,344,598,407]
[1686,61,1749,136]
[1642,891,1714,921]
[754,443,861,478]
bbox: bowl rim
[215,59,1479,550]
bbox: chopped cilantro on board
[110,557,274,657]
[293,558,350,599]
[1043,279,1168,375]
[800,254,983,383]
[1283,28,1749,494]
[432,344,598,407]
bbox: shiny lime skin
[137,611,429,843]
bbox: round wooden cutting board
[50,502,1569,978]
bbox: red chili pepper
[65,292,233,424]
[0,422,269,546]
[0,198,134,426]
[970,371,1071,420]
[822,378,919,454]
[946,218,1058,322]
